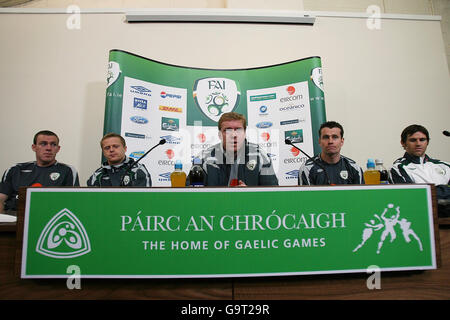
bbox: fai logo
[36,208,91,259]
[49,172,60,181]
[246,159,257,171]
[353,204,423,254]
[193,78,240,122]
[310,67,324,92]
[107,61,121,88]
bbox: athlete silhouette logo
[398,218,423,251]
[353,203,423,254]
[352,216,384,253]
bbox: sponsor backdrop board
[22,185,436,278]
[105,50,326,186]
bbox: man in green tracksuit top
[298,121,364,185]
[195,112,278,187]
[390,124,449,205]
[87,133,152,187]
[0,130,79,213]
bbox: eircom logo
[36,208,91,259]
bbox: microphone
[120,139,166,186]
[285,139,332,185]
[443,130,450,137]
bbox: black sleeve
[86,173,100,187]
[133,164,152,187]
[66,169,80,186]
[0,167,15,196]
[436,185,450,201]
[259,172,279,186]
[299,170,309,185]
[73,174,80,186]
[258,160,279,186]
[298,163,311,186]
[359,168,365,184]
[390,166,413,184]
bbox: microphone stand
[120,139,166,186]
[285,139,333,185]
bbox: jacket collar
[101,156,133,170]
[403,152,430,164]
[217,140,249,164]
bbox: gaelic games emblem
[36,208,91,259]
[193,77,240,122]
[353,203,423,254]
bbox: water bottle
[364,158,380,184]
[375,159,389,184]
[170,160,186,187]
[188,158,206,187]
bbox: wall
[13,0,450,75]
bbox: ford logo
[130,116,149,124]
[256,121,273,129]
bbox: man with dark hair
[87,133,152,187]
[391,124,449,202]
[0,130,80,213]
[194,112,278,186]
[400,124,430,147]
[298,121,364,185]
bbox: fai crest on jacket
[193,77,240,122]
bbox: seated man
[0,130,80,213]
[298,121,364,185]
[195,112,278,186]
[87,133,152,187]
[390,124,449,210]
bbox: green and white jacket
[390,152,450,200]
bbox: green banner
[105,50,326,186]
[22,185,436,278]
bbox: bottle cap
[174,160,182,169]
[375,159,383,165]
[367,158,375,168]
[193,157,202,165]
